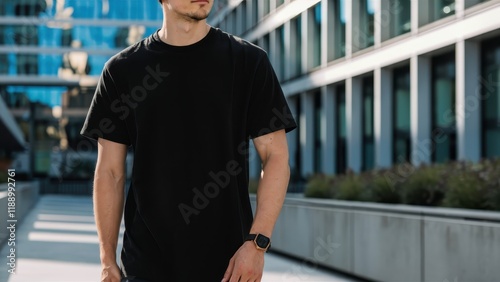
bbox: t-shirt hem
[80,129,131,146]
[249,123,297,139]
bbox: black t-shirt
[81,27,296,281]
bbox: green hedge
[304,159,500,211]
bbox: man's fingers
[222,258,235,282]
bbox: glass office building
[210,0,500,178]
[0,0,162,175]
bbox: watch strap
[245,233,271,251]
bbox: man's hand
[222,241,265,282]
[100,262,121,282]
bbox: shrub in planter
[443,169,490,210]
[402,165,446,206]
[336,172,367,201]
[442,159,500,210]
[304,174,334,198]
[370,172,402,204]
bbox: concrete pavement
[0,195,359,282]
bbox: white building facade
[210,0,500,180]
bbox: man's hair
[158,0,162,3]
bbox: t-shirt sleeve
[80,65,131,146]
[247,53,297,139]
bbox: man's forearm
[250,155,290,237]
[94,171,125,265]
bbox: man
[81,0,296,281]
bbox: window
[382,0,411,40]
[252,0,259,27]
[314,91,322,173]
[353,0,375,52]
[481,37,500,158]
[261,34,270,53]
[393,66,411,163]
[336,84,347,174]
[276,26,285,81]
[17,54,38,75]
[240,1,248,34]
[465,0,491,9]
[262,0,270,16]
[14,0,46,16]
[289,15,302,79]
[328,0,346,60]
[362,75,375,171]
[419,0,455,26]
[431,52,456,163]
[276,0,285,8]
[309,3,322,69]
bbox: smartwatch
[245,233,271,252]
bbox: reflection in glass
[431,52,456,163]
[330,0,346,60]
[422,0,455,26]
[388,0,411,39]
[393,66,411,163]
[482,37,500,158]
[353,0,375,52]
[311,3,322,68]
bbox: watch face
[255,234,270,248]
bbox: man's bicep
[96,137,128,176]
[252,129,289,164]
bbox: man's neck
[158,17,210,46]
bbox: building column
[283,20,292,80]
[235,4,243,35]
[411,0,419,35]
[410,55,432,166]
[300,10,308,73]
[301,92,315,176]
[347,77,362,172]
[455,0,465,18]
[269,29,277,71]
[456,40,481,162]
[322,85,336,174]
[374,67,392,168]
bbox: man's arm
[223,129,290,282]
[94,138,128,282]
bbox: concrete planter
[250,195,500,282]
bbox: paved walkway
[0,195,359,282]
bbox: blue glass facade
[1,0,162,107]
